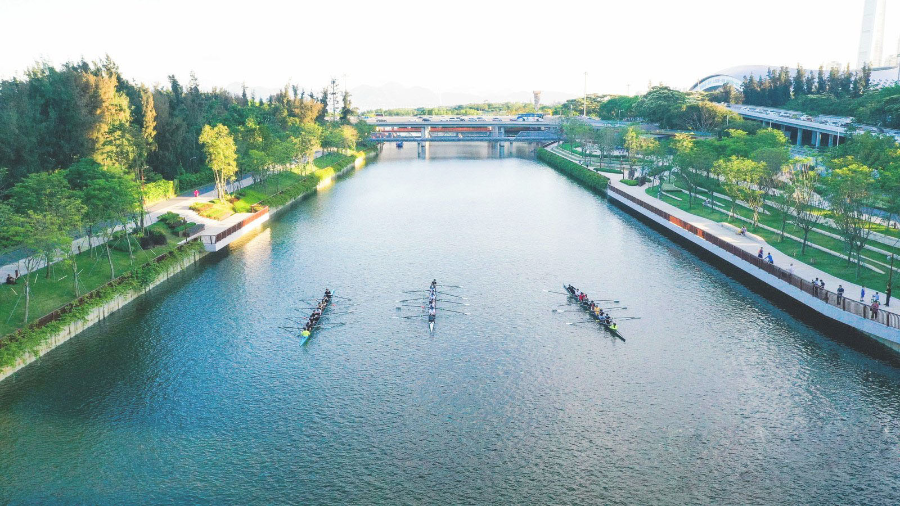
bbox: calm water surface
[2,145,900,504]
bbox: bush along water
[537,148,609,192]
[0,240,204,371]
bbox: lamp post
[888,253,895,306]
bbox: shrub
[139,228,168,249]
[144,179,176,205]
[175,170,215,193]
[621,179,640,186]
[537,148,609,192]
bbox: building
[858,0,887,68]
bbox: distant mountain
[349,83,575,111]
[222,81,576,110]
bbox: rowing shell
[428,283,436,332]
[301,291,333,345]
[563,284,625,341]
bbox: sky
[1,0,897,102]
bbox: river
[2,144,899,503]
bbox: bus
[515,113,544,122]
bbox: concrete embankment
[605,184,900,354]
[0,245,206,383]
[0,150,376,384]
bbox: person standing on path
[861,287,866,303]
[193,189,200,198]
[766,252,774,264]
[758,247,764,259]
[837,285,845,304]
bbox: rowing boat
[428,282,436,332]
[300,290,333,345]
[563,284,625,341]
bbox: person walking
[758,247,764,259]
[861,287,866,303]
[837,285,844,304]
[193,189,200,198]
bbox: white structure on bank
[858,0,887,68]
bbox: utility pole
[583,71,588,117]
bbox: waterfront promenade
[547,145,900,326]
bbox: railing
[201,206,269,246]
[608,185,900,330]
[1,240,201,348]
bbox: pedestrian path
[1,175,256,278]
[604,165,900,319]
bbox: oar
[437,292,467,299]
[326,310,355,316]
[616,316,642,321]
[312,322,346,330]
[565,321,594,326]
[330,294,351,300]
[443,284,464,288]
[543,289,570,296]
[393,315,424,319]
[437,300,469,306]
[403,290,429,294]
[441,308,470,315]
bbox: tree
[82,167,141,274]
[6,211,71,323]
[198,124,238,200]
[791,166,823,254]
[713,156,767,227]
[825,157,877,278]
[293,123,322,174]
[340,91,355,123]
[671,133,704,208]
[339,125,358,152]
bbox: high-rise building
[858,0,887,68]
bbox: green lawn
[0,227,181,337]
[646,186,897,292]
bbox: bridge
[726,104,848,148]
[369,117,561,156]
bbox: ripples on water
[1,144,900,503]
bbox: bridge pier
[498,143,506,157]
[417,142,428,159]
[815,131,821,148]
[796,128,803,146]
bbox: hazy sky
[1,0,896,97]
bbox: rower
[324,288,331,298]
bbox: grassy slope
[0,227,181,336]
[646,186,897,292]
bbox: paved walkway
[548,145,900,318]
[1,175,257,278]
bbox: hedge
[144,179,176,205]
[0,240,204,370]
[175,170,215,193]
[537,148,609,192]
[620,179,640,186]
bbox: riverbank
[539,144,900,353]
[0,149,376,384]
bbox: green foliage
[175,170,215,193]
[537,148,609,192]
[620,179,640,186]
[0,240,203,370]
[143,179,175,205]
